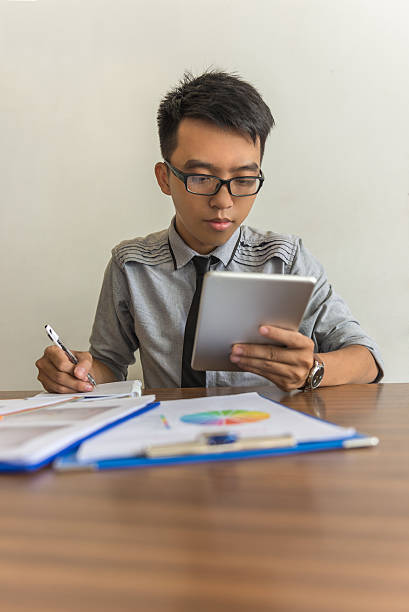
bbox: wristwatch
[300,358,325,391]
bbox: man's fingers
[37,369,81,394]
[259,326,314,351]
[232,355,296,378]
[72,351,93,381]
[231,343,313,373]
[238,364,290,391]
[37,370,80,394]
[232,358,307,392]
[35,353,68,381]
[43,345,75,373]
[231,343,300,366]
[37,364,93,393]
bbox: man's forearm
[316,345,379,386]
[90,358,120,385]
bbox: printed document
[77,392,356,462]
[0,395,155,468]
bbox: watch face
[312,367,324,388]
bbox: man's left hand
[230,326,315,392]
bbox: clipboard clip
[145,431,296,459]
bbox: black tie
[181,256,212,387]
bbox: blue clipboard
[54,433,379,472]
[0,401,160,473]
[53,395,379,472]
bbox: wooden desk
[1,384,409,612]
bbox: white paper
[0,395,155,466]
[0,396,79,416]
[34,380,143,401]
[77,392,356,462]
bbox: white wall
[1,0,408,390]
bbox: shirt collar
[167,217,241,270]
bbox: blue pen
[45,324,97,388]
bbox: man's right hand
[35,346,95,393]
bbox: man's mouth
[206,218,233,231]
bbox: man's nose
[209,183,234,208]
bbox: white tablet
[191,272,316,372]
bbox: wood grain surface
[1,384,408,612]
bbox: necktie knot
[192,255,219,278]
[192,256,211,277]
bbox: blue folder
[0,400,160,473]
[53,396,379,472]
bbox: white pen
[45,324,97,388]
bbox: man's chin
[204,224,236,245]
[177,220,238,253]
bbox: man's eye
[190,176,212,184]
[236,178,256,185]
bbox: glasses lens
[187,175,220,194]
[230,177,261,196]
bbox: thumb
[73,351,93,381]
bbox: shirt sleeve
[291,239,384,382]
[89,258,139,381]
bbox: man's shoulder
[236,226,300,267]
[112,228,173,268]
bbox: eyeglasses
[164,160,264,197]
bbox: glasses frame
[164,160,264,197]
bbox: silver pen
[45,324,97,388]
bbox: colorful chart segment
[180,409,270,426]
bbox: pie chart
[180,409,270,426]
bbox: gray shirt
[89,219,384,388]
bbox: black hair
[157,70,275,161]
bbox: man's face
[155,118,262,254]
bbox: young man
[36,71,383,393]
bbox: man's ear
[155,162,171,195]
